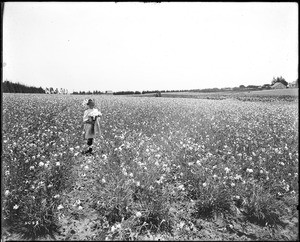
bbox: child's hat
[87,99,95,105]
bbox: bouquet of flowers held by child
[88,109,102,122]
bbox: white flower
[5,171,10,176]
[101,178,106,183]
[129,172,133,178]
[54,194,60,198]
[111,225,117,233]
[56,162,60,166]
[13,204,19,210]
[84,165,89,170]
[179,221,185,229]
[78,206,83,210]
[284,184,290,192]
[279,162,285,166]
[82,99,89,106]
[136,181,140,186]
[29,166,34,170]
[196,160,201,165]
[246,168,253,173]
[234,174,242,180]
[57,204,64,210]
[178,184,185,190]
[224,167,230,173]
[122,168,127,176]
[260,170,264,174]
[39,162,44,167]
[5,190,10,196]
[231,182,235,187]
[135,211,142,218]
[203,182,207,187]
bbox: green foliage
[272,76,288,86]
[3,80,45,93]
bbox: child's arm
[83,110,91,123]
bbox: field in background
[2,93,299,240]
[164,88,299,97]
[135,88,298,101]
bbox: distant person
[82,99,102,155]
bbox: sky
[3,2,298,92]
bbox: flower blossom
[57,204,64,210]
[225,167,230,173]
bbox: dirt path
[53,153,104,240]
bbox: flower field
[2,93,299,240]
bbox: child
[82,99,102,155]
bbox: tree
[155,91,162,97]
[239,85,245,89]
[3,80,45,93]
[271,76,288,86]
[262,84,271,89]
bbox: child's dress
[83,108,102,139]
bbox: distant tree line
[3,80,45,93]
[72,90,105,95]
[8,75,290,96]
[114,91,141,95]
